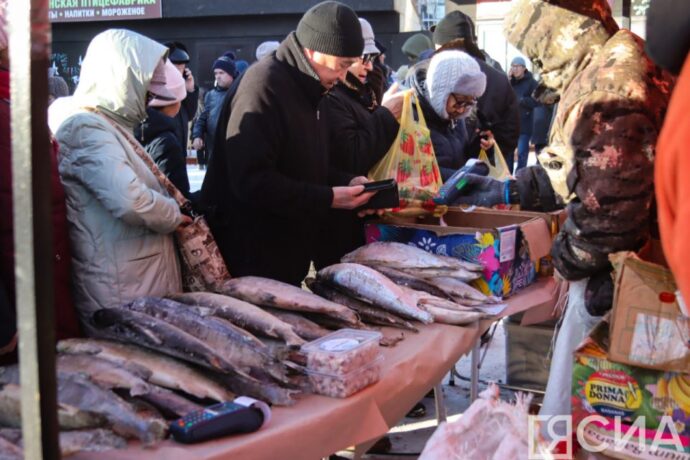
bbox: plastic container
[301,329,382,375]
[307,355,383,398]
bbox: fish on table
[0,428,127,457]
[167,292,305,348]
[89,307,235,374]
[57,338,234,403]
[317,263,433,324]
[306,278,418,332]
[219,277,360,327]
[0,379,107,430]
[123,297,288,383]
[262,308,332,341]
[342,241,483,272]
[424,277,492,304]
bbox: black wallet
[358,179,400,210]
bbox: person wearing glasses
[201,1,380,286]
[405,49,492,182]
[315,17,404,268]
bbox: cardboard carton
[609,253,690,373]
[572,321,690,459]
[364,209,551,297]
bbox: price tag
[499,227,517,263]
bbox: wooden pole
[8,0,59,457]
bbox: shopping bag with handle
[368,89,445,217]
[477,142,512,180]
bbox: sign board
[49,0,162,23]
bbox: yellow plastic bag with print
[368,89,445,217]
[477,142,512,180]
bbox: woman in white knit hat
[407,49,495,181]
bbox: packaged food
[307,355,383,398]
[301,329,382,375]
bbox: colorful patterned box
[364,210,551,298]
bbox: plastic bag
[478,142,512,180]
[368,89,445,217]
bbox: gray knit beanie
[426,50,486,120]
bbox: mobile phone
[362,178,396,193]
[358,179,399,210]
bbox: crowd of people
[1,0,689,437]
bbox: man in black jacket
[201,1,376,286]
[166,41,198,151]
[432,10,520,172]
[509,56,539,171]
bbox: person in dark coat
[166,41,199,151]
[406,51,492,181]
[433,10,520,172]
[0,22,81,363]
[192,52,236,170]
[451,0,673,418]
[134,61,191,199]
[315,17,402,268]
[201,1,377,286]
[509,56,539,171]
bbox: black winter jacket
[135,107,191,199]
[315,73,399,268]
[173,87,198,149]
[192,85,227,161]
[531,103,555,146]
[465,59,520,168]
[201,33,352,286]
[510,70,539,136]
[407,64,470,182]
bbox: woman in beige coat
[50,29,189,331]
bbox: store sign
[49,0,162,23]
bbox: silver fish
[425,277,491,303]
[58,353,202,417]
[58,429,128,456]
[396,266,481,282]
[220,277,360,326]
[263,308,332,341]
[0,380,107,430]
[217,371,300,407]
[90,307,234,373]
[0,433,22,460]
[56,373,167,445]
[367,265,452,299]
[342,242,482,271]
[306,278,418,332]
[317,263,433,324]
[57,339,233,402]
[400,287,486,325]
[167,292,305,348]
[3,428,128,457]
[124,297,287,382]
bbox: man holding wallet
[202,1,383,286]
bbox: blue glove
[452,174,512,207]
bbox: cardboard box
[364,209,551,297]
[572,321,690,459]
[609,253,690,373]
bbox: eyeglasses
[449,94,477,112]
[361,53,379,65]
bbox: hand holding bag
[97,112,232,292]
[368,89,446,217]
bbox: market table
[72,277,556,460]
[72,321,482,460]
